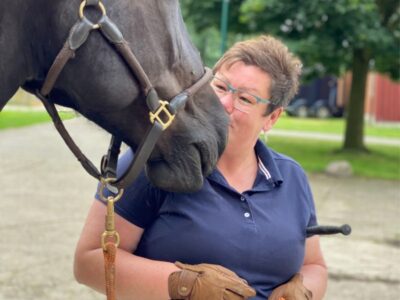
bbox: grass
[265,135,400,181]
[0,110,76,130]
[275,114,400,139]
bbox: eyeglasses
[210,75,272,113]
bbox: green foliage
[181,0,250,66]
[240,0,400,80]
[0,111,75,130]
[276,115,400,138]
[182,0,400,80]
[181,0,245,33]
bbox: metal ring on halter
[99,177,124,202]
[79,0,106,30]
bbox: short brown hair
[213,35,302,111]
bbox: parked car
[286,76,344,118]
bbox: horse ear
[262,107,283,132]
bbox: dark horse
[0,0,228,192]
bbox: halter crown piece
[36,1,213,299]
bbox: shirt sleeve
[304,178,318,227]
[95,148,166,228]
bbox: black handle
[306,224,352,237]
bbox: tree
[240,0,399,152]
[183,0,400,152]
[181,0,247,66]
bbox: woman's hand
[168,261,256,300]
[268,273,312,300]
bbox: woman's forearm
[300,263,328,300]
[74,200,179,299]
[74,247,179,300]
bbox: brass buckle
[149,100,175,130]
[98,177,123,251]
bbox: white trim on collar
[258,157,272,180]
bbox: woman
[74,35,327,300]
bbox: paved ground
[0,118,399,300]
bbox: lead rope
[103,242,117,300]
[99,178,124,300]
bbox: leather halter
[36,0,213,191]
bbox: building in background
[365,73,400,123]
[287,73,400,123]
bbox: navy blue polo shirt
[97,140,317,299]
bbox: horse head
[0,0,228,192]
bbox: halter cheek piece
[36,0,213,192]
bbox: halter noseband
[36,0,213,191]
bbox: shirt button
[244,212,251,218]
[240,196,245,201]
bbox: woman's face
[212,61,282,153]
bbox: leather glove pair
[168,261,256,300]
[268,273,312,300]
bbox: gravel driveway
[0,118,399,299]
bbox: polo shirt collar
[254,139,283,187]
[208,140,283,192]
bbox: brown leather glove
[268,273,312,300]
[168,261,256,300]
